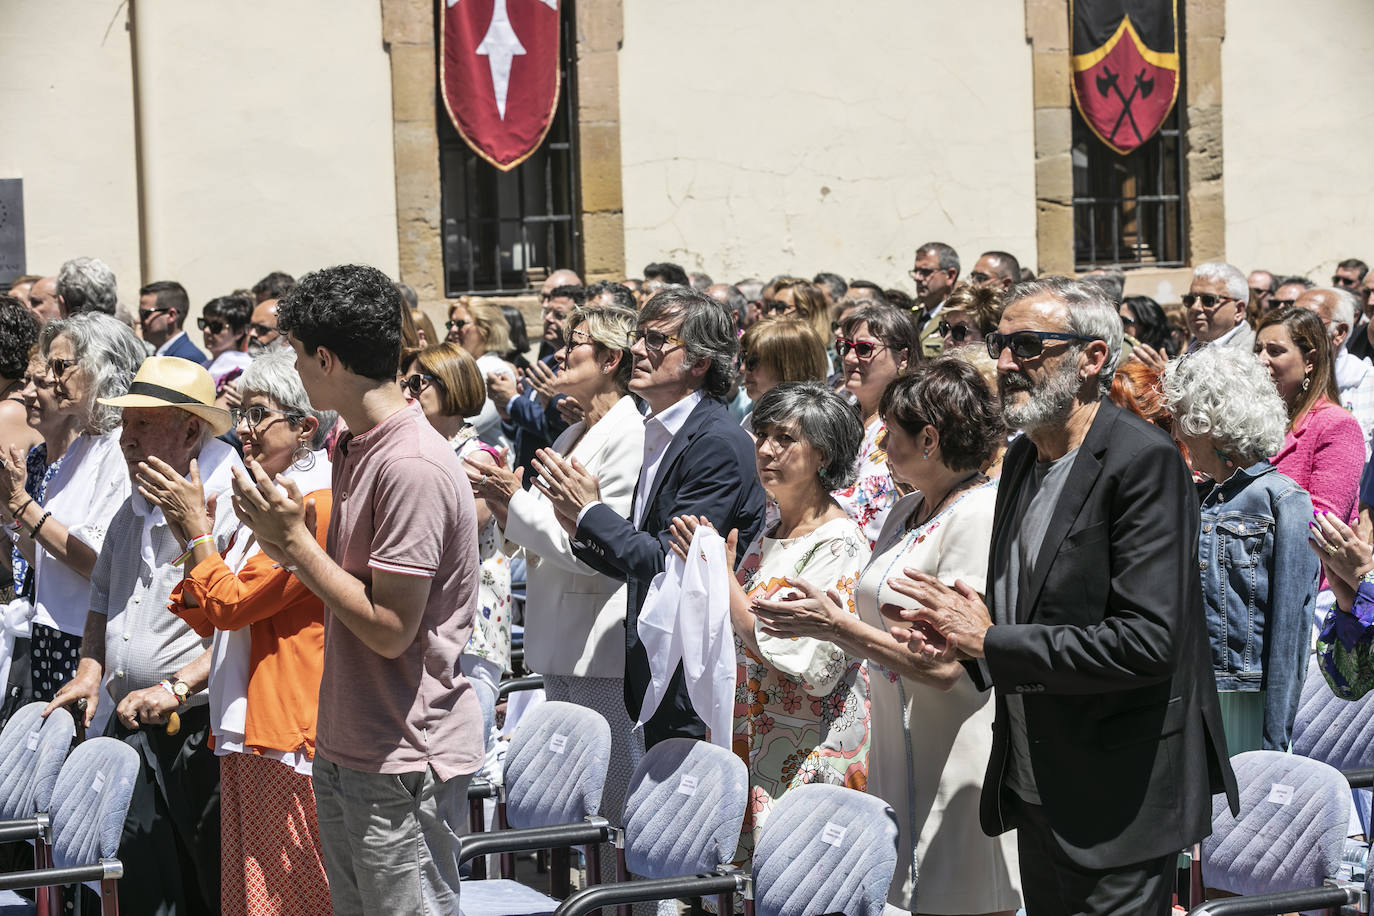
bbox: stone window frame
[381,0,627,306]
[1027,0,1223,276]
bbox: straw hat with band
[98,356,234,436]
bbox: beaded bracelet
[173,533,215,567]
[29,511,52,540]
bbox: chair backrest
[0,702,74,820]
[1202,750,1351,896]
[751,784,898,916]
[1292,655,1374,771]
[622,737,748,879]
[502,700,610,829]
[48,737,140,868]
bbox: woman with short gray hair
[669,381,870,875]
[0,312,145,703]
[1163,345,1318,753]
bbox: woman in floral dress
[831,304,920,546]
[671,382,869,870]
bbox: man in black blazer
[139,281,208,364]
[531,287,765,746]
[896,276,1239,915]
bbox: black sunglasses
[634,328,684,353]
[197,317,228,334]
[1181,293,1237,310]
[938,320,974,343]
[445,318,468,332]
[835,337,887,359]
[1333,275,1358,288]
[1269,298,1297,309]
[985,330,1098,360]
[400,373,437,396]
[138,307,171,321]
[46,357,78,380]
[760,300,789,316]
[741,352,761,372]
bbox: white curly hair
[1162,346,1287,465]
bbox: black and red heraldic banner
[440,0,562,171]
[1070,0,1180,155]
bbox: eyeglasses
[1181,293,1238,310]
[230,405,301,429]
[969,271,993,285]
[985,330,1099,360]
[1269,298,1297,310]
[249,322,277,338]
[741,352,761,372]
[562,327,594,357]
[835,336,888,359]
[938,320,975,343]
[1333,275,1358,289]
[138,307,171,321]
[400,373,437,396]
[908,267,937,281]
[634,328,685,353]
[445,318,468,332]
[197,317,228,334]
[46,357,77,380]
[761,300,789,316]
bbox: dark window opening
[437,0,582,296]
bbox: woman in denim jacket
[1164,346,1320,752]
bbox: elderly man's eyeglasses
[835,337,888,359]
[938,320,975,343]
[562,327,594,357]
[1181,293,1237,310]
[985,330,1098,360]
[634,328,684,353]
[46,358,77,380]
[197,317,229,334]
[400,373,437,396]
[230,405,302,429]
[138,307,171,322]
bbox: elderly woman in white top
[0,313,145,702]
[469,302,644,878]
[447,298,517,453]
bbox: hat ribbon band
[126,381,211,408]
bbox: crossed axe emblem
[1095,66,1155,144]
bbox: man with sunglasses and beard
[890,276,1238,915]
[1184,261,1254,354]
[530,287,766,746]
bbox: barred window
[437,0,582,296]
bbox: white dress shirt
[632,390,703,528]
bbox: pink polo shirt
[317,401,483,781]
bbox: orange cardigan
[169,490,332,759]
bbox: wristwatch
[161,677,191,705]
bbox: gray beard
[1000,360,1081,432]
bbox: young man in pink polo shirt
[232,264,482,914]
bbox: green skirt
[1217,689,1265,755]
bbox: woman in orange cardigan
[141,348,336,916]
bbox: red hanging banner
[1070,0,1179,155]
[440,0,561,171]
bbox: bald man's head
[541,269,582,298]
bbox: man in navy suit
[139,281,208,365]
[532,287,766,746]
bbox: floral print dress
[454,427,512,673]
[832,416,897,548]
[732,515,871,866]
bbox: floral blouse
[832,416,897,548]
[1317,582,1374,699]
[455,427,512,672]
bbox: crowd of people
[0,243,1372,916]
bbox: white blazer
[504,394,645,678]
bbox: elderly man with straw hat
[43,355,242,916]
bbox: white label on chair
[25,731,38,751]
[91,771,105,794]
[549,734,568,754]
[1267,783,1294,805]
[678,775,699,796]
[821,822,847,846]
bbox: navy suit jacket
[572,395,765,746]
[161,331,208,366]
[507,354,568,477]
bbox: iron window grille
[437,0,583,296]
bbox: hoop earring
[291,442,315,471]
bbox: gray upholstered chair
[460,700,612,916]
[1189,750,1364,915]
[0,702,75,916]
[1291,654,1374,834]
[0,737,140,916]
[750,783,898,916]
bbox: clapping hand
[0,443,28,520]
[530,448,600,525]
[230,459,316,565]
[556,396,585,426]
[884,569,991,660]
[523,361,560,405]
[1128,342,1168,373]
[668,515,739,568]
[751,576,846,641]
[1309,510,1374,613]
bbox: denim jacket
[1198,460,1318,750]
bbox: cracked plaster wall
[1222,0,1374,280]
[617,0,1037,284]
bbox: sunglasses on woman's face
[741,353,761,372]
[938,320,974,343]
[984,330,1098,360]
[46,357,77,380]
[761,300,789,316]
[835,337,886,359]
[197,317,228,334]
[445,318,468,332]
[400,373,436,396]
